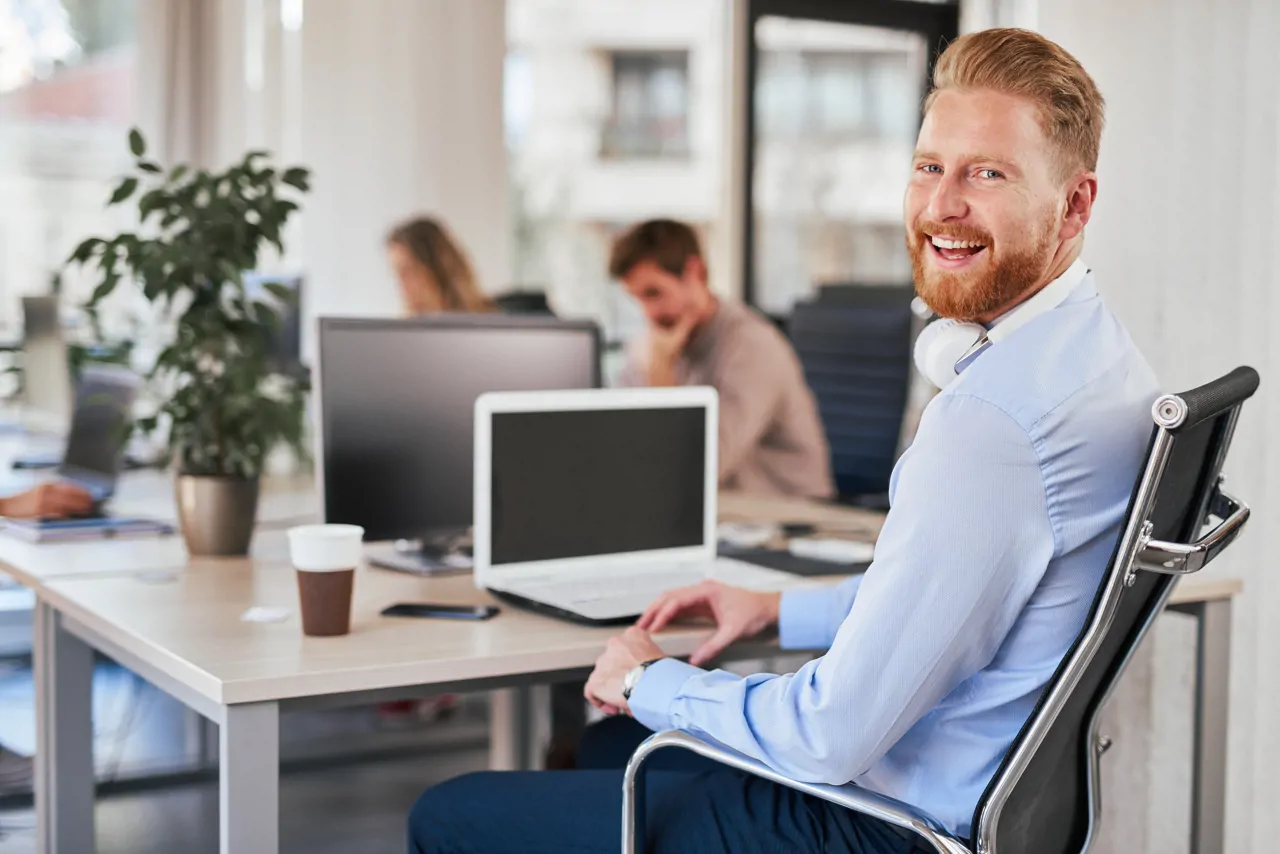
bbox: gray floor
[0,661,492,853]
[0,749,485,853]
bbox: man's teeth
[930,236,985,250]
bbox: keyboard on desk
[491,558,807,625]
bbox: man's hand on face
[645,314,698,386]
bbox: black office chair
[623,366,1258,854]
[494,290,556,316]
[787,285,917,503]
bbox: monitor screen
[60,367,139,480]
[319,316,600,541]
[489,406,706,566]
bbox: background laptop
[3,365,141,513]
[57,364,142,505]
[473,386,808,624]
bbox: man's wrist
[621,657,665,700]
[763,591,782,627]
[646,356,677,387]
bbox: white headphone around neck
[913,260,1087,390]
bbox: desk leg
[34,601,95,854]
[1190,599,1231,854]
[220,702,279,854]
[489,688,532,771]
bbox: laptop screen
[60,368,139,488]
[490,406,707,565]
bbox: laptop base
[488,588,636,627]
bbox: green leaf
[137,188,168,222]
[263,282,297,305]
[138,161,162,174]
[108,177,139,206]
[90,272,120,305]
[128,127,146,157]
[168,164,189,182]
[68,237,104,264]
[280,167,310,192]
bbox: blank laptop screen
[489,406,707,565]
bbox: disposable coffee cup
[287,524,364,637]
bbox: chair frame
[622,375,1253,854]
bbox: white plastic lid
[287,524,365,571]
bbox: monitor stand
[365,528,472,576]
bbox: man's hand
[0,482,94,520]
[584,626,666,717]
[644,315,697,386]
[639,580,781,667]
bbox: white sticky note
[787,538,875,564]
[240,606,292,623]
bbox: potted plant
[66,128,311,556]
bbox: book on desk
[0,515,175,543]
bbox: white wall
[1021,1,1280,851]
[300,0,508,354]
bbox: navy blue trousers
[407,716,927,854]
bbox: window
[601,51,690,159]
[506,0,727,372]
[0,0,138,330]
[751,17,928,313]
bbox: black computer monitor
[317,314,601,543]
[243,273,303,375]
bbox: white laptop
[472,386,809,624]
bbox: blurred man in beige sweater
[612,219,833,499]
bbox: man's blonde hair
[926,28,1105,178]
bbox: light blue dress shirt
[629,267,1160,837]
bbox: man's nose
[927,173,969,222]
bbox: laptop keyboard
[512,560,800,606]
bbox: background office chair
[623,366,1259,854]
[494,290,556,316]
[787,285,917,506]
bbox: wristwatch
[621,657,665,701]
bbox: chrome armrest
[1136,487,1249,575]
[621,730,972,854]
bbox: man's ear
[683,255,708,288]
[1060,172,1098,242]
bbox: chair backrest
[787,285,916,498]
[972,366,1259,854]
[494,290,556,316]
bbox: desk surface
[37,549,1241,709]
[0,442,316,586]
[41,559,737,706]
[9,481,1240,708]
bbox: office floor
[0,661,492,853]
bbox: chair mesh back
[976,409,1237,854]
[494,291,555,316]
[788,286,915,498]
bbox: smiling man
[407,29,1161,854]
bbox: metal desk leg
[1190,599,1231,854]
[489,687,531,771]
[220,702,279,854]
[34,601,95,854]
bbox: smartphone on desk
[380,602,499,621]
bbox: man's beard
[908,217,1054,321]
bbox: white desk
[18,493,1239,854]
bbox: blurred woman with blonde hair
[385,216,494,315]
